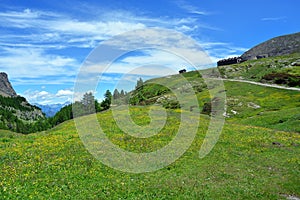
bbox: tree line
[1,77,185,134]
[48,90,113,127]
[0,90,113,134]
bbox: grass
[222,81,300,132]
[1,56,300,199]
[217,53,300,84]
[0,105,299,199]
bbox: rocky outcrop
[0,72,17,97]
[241,32,300,61]
[0,72,47,133]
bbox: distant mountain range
[34,102,71,117]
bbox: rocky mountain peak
[241,32,300,61]
[0,72,17,97]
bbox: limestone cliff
[0,72,17,97]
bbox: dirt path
[209,78,300,91]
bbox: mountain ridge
[241,32,300,61]
[34,101,71,117]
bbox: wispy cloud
[0,7,210,91]
[0,8,199,49]
[261,16,287,21]
[200,42,248,63]
[0,6,245,104]
[0,47,79,79]
[175,0,210,16]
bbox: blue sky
[0,0,299,104]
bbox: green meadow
[1,76,300,199]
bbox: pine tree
[101,90,112,110]
[82,92,95,114]
[113,89,120,100]
[135,77,144,89]
[120,89,125,98]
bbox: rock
[272,142,283,147]
[0,72,17,97]
[223,112,230,118]
[231,110,238,115]
[282,194,300,200]
[291,61,300,66]
[241,32,300,61]
[247,102,261,109]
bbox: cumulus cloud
[56,89,74,97]
[81,29,215,77]
[23,89,73,105]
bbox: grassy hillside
[223,81,300,132]
[0,107,299,199]
[217,53,300,87]
[129,69,300,133]
[1,55,300,199]
[1,79,300,199]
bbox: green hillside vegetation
[0,95,51,133]
[1,75,300,198]
[126,70,300,133]
[224,81,300,132]
[0,90,113,134]
[218,53,300,87]
[0,105,299,199]
[1,54,300,198]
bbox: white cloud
[74,28,233,90]
[23,90,52,104]
[23,88,73,105]
[0,47,79,80]
[176,0,210,16]
[0,8,199,49]
[56,89,74,97]
[0,6,248,106]
[39,91,49,96]
[0,8,212,89]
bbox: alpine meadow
[0,1,300,199]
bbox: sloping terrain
[1,69,299,199]
[217,53,300,87]
[0,95,49,133]
[0,100,299,199]
[1,53,300,198]
[0,72,49,133]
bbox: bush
[262,72,300,87]
[201,102,212,115]
[162,99,181,109]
